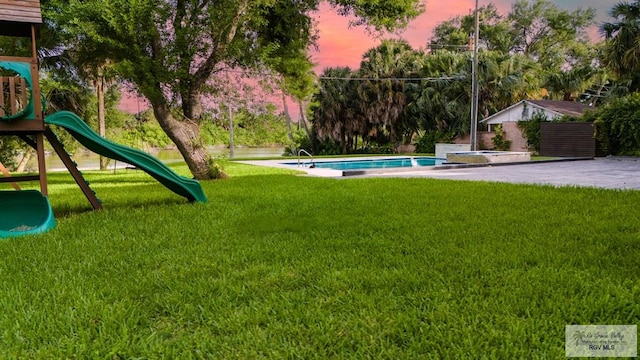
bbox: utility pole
[470,0,480,151]
[228,102,234,159]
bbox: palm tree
[545,66,598,101]
[601,0,640,92]
[357,39,422,147]
[277,56,316,139]
[408,50,469,137]
[409,49,541,142]
[477,52,541,116]
[312,67,361,154]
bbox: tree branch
[193,0,249,88]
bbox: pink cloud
[312,0,608,72]
[116,1,523,115]
[117,86,149,113]
[312,1,490,72]
[119,0,615,115]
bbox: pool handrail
[297,149,314,167]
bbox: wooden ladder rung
[0,175,39,183]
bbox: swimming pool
[288,156,445,171]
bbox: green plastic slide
[0,190,56,238]
[45,111,207,203]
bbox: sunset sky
[120,0,620,113]
[312,0,618,71]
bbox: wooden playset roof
[0,0,42,38]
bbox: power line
[318,75,466,82]
[427,44,471,50]
[213,68,467,83]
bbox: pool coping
[342,156,593,176]
[238,156,594,178]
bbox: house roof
[526,100,591,117]
[0,0,42,38]
[480,100,591,124]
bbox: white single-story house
[482,100,591,130]
[476,100,592,151]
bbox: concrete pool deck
[363,157,640,191]
[240,156,640,191]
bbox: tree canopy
[309,0,605,154]
[600,0,640,93]
[45,0,425,178]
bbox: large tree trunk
[298,100,311,137]
[96,77,108,170]
[341,125,347,154]
[282,92,294,142]
[227,103,234,159]
[152,103,212,180]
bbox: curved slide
[45,111,207,203]
[0,190,56,238]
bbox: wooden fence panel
[540,122,595,157]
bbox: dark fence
[540,122,595,157]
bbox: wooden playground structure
[0,0,46,184]
[0,1,206,238]
[0,0,57,237]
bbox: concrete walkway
[369,157,640,191]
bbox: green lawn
[1,163,639,358]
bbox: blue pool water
[287,157,444,171]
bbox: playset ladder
[44,128,103,210]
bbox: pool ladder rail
[297,149,315,168]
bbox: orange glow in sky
[312,0,614,71]
[119,0,616,113]
[312,1,492,70]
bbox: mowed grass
[1,163,639,358]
